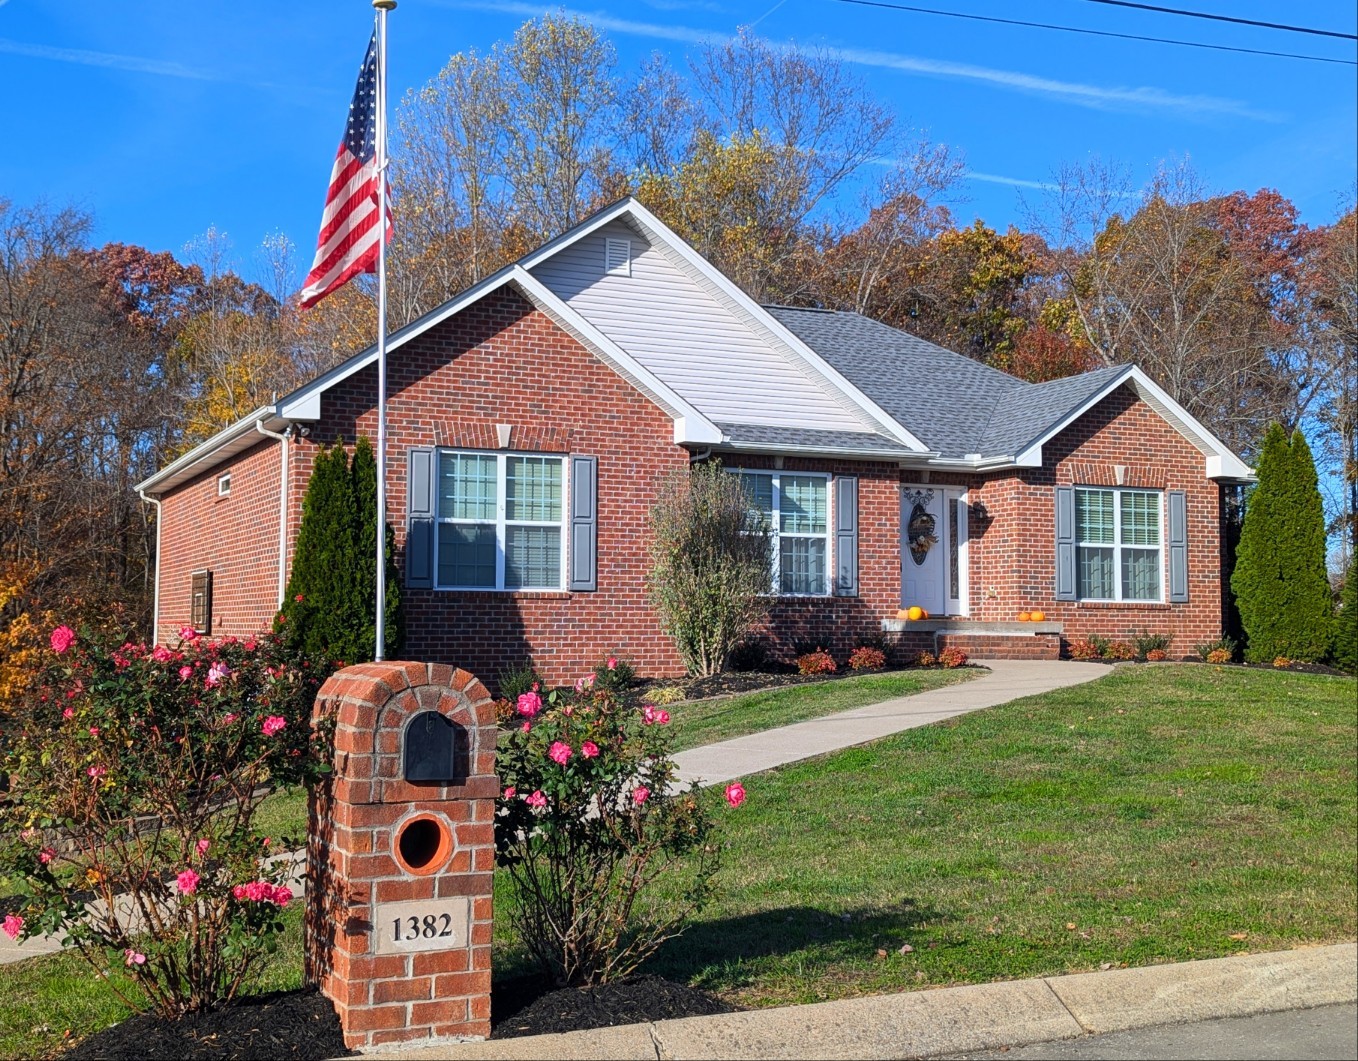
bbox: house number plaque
[374,897,471,955]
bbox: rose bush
[495,676,743,987]
[0,625,331,1016]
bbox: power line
[826,0,1356,66]
[1073,0,1357,42]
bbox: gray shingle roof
[716,422,919,456]
[766,305,1130,460]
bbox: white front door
[901,487,969,617]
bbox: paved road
[950,1003,1358,1061]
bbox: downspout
[255,421,292,608]
[688,448,713,464]
[137,490,162,645]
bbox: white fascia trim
[135,406,286,495]
[514,199,640,272]
[614,200,931,454]
[510,268,722,445]
[716,440,933,462]
[277,266,524,421]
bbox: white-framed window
[435,451,565,590]
[217,472,231,497]
[1075,487,1162,602]
[734,469,831,596]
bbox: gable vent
[604,237,632,276]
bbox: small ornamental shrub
[496,659,542,701]
[648,461,773,676]
[1194,637,1238,662]
[796,649,837,675]
[914,650,937,667]
[495,677,742,987]
[1132,630,1171,659]
[1206,647,1232,664]
[0,625,330,1016]
[593,653,636,694]
[647,685,687,706]
[1107,640,1136,661]
[726,639,770,673]
[1145,648,1168,662]
[1067,638,1100,661]
[937,647,969,669]
[1272,656,1293,669]
[847,646,887,671]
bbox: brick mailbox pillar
[305,662,498,1051]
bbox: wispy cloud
[0,36,317,94]
[637,0,727,13]
[441,1,1282,122]
[965,171,1059,192]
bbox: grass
[4,664,1353,1056]
[664,667,978,751]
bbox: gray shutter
[1167,489,1189,603]
[569,455,597,592]
[406,448,435,589]
[1055,486,1077,601]
[834,476,858,596]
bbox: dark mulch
[634,666,861,702]
[491,974,738,1039]
[64,989,353,1061]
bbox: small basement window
[217,473,232,497]
[190,571,213,635]
[604,238,632,276]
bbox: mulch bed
[65,989,351,1061]
[634,666,865,702]
[62,976,735,1058]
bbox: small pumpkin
[895,608,911,620]
[906,605,924,621]
[1029,609,1045,622]
[1017,611,1032,621]
[919,609,929,619]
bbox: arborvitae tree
[350,435,402,661]
[1334,562,1356,674]
[1231,425,1334,662]
[276,436,401,665]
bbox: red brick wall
[966,385,1226,657]
[155,438,283,644]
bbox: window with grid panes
[735,470,830,595]
[435,452,564,589]
[1075,487,1162,601]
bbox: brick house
[136,198,1252,681]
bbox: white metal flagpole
[373,0,395,662]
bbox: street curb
[360,942,1358,1059]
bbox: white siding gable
[530,219,871,432]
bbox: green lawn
[4,664,1354,1057]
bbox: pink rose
[88,727,99,737]
[525,790,547,809]
[176,869,200,895]
[39,847,55,865]
[232,884,248,901]
[178,665,193,681]
[151,645,173,663]
[223,713,238,724]
[516,691,542,718]
[124,949,146,966]
[3,914,24,940]
[270,885,293,908]
[642,705,657,725]
[245,880,269,902]
[205,661,231,687]
[656,710,670,725]
[503,786,516,799]
[581,741,600,759]
[632,786,650,805]
[196,838,210,858]
[574,673,595,693]
[87,765,106,779]
[261,715,286,737]
[607,656,618,670]
[724,782,746,809]
[49,625,76,654]
[548,741,572,765]
[521,721,532,733]
[62,707,74,721]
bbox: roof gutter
[712,439,938,463]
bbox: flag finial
[373,1,396,9]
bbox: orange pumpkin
[906,605,924,621]
[1029,609,1046,622]
[895,608,911,620]
[919,609,929,619]
[1017,611,1032,621]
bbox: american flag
[298,33,385,310]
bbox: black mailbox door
[403,711,468,783]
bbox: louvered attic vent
[604,238,632,276]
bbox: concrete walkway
[0,659,1107,967]
[369,943,1358,1060]
[673,658,1108,787]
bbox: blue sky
[2,0,1354,284]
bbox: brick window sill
[432,590,571,600]
[1075,601,1173,610]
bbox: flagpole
[373,0,395,662]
